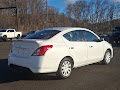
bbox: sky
[48,0,120,13]
[48,0,66,13]
[48,0,83,13]
[48,0,85,13]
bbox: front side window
[26,30,61,39]
[63,30,83,41]
[11,30,14,32]
[82,30,98,42]
[7,30,14,32]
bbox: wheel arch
[105,48,113,58]
[59,56,74,68]
[107,48,111,53]
[3,35,7,37]
[2,35,7,41]
[17,34,21,39]
[17,34,20,36]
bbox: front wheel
[102,50,111,65]
[56,58,73,79]
[2,35,7,41]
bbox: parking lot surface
[0,41,120,90]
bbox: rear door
[81,30,103,61]
[62,30,87,66]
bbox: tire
[2,35,7,41]
[10,38,12,40]
[17,35,21,39]
[56,57,73,79]
[102,50,111,65]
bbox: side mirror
[100,38,104,41]
[95,38,104,42]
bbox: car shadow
[0,39,12,42]
[0,59,60,84]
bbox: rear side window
[63,30,83,41]
[0,30,6,32]
[26,30,60,39]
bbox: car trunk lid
[12,39,44,58]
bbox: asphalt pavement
[0,41,120,90]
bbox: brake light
[32,45,53,56]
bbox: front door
[81,30,103,61]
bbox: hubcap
[61,61,72,77]
[105,52,111,63]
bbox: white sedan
[8,27,113,79]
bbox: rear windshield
[25,30,61,39]
[0,30,6,32]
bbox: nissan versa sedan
[8,27,113,79]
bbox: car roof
[44,27,89,31]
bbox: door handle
[89,46,93,48]
[69,47,74,49]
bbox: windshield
[25,30,61,39]
[0,30,6,32]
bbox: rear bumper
[9,64,32,73]
[8,52,59,73]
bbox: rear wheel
[17,34,21,39]
[56,57,73,79]
[2,35,7,41]
[102,50,111,65]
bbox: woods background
[0,0,120,34]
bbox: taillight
[32,45,53,56]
